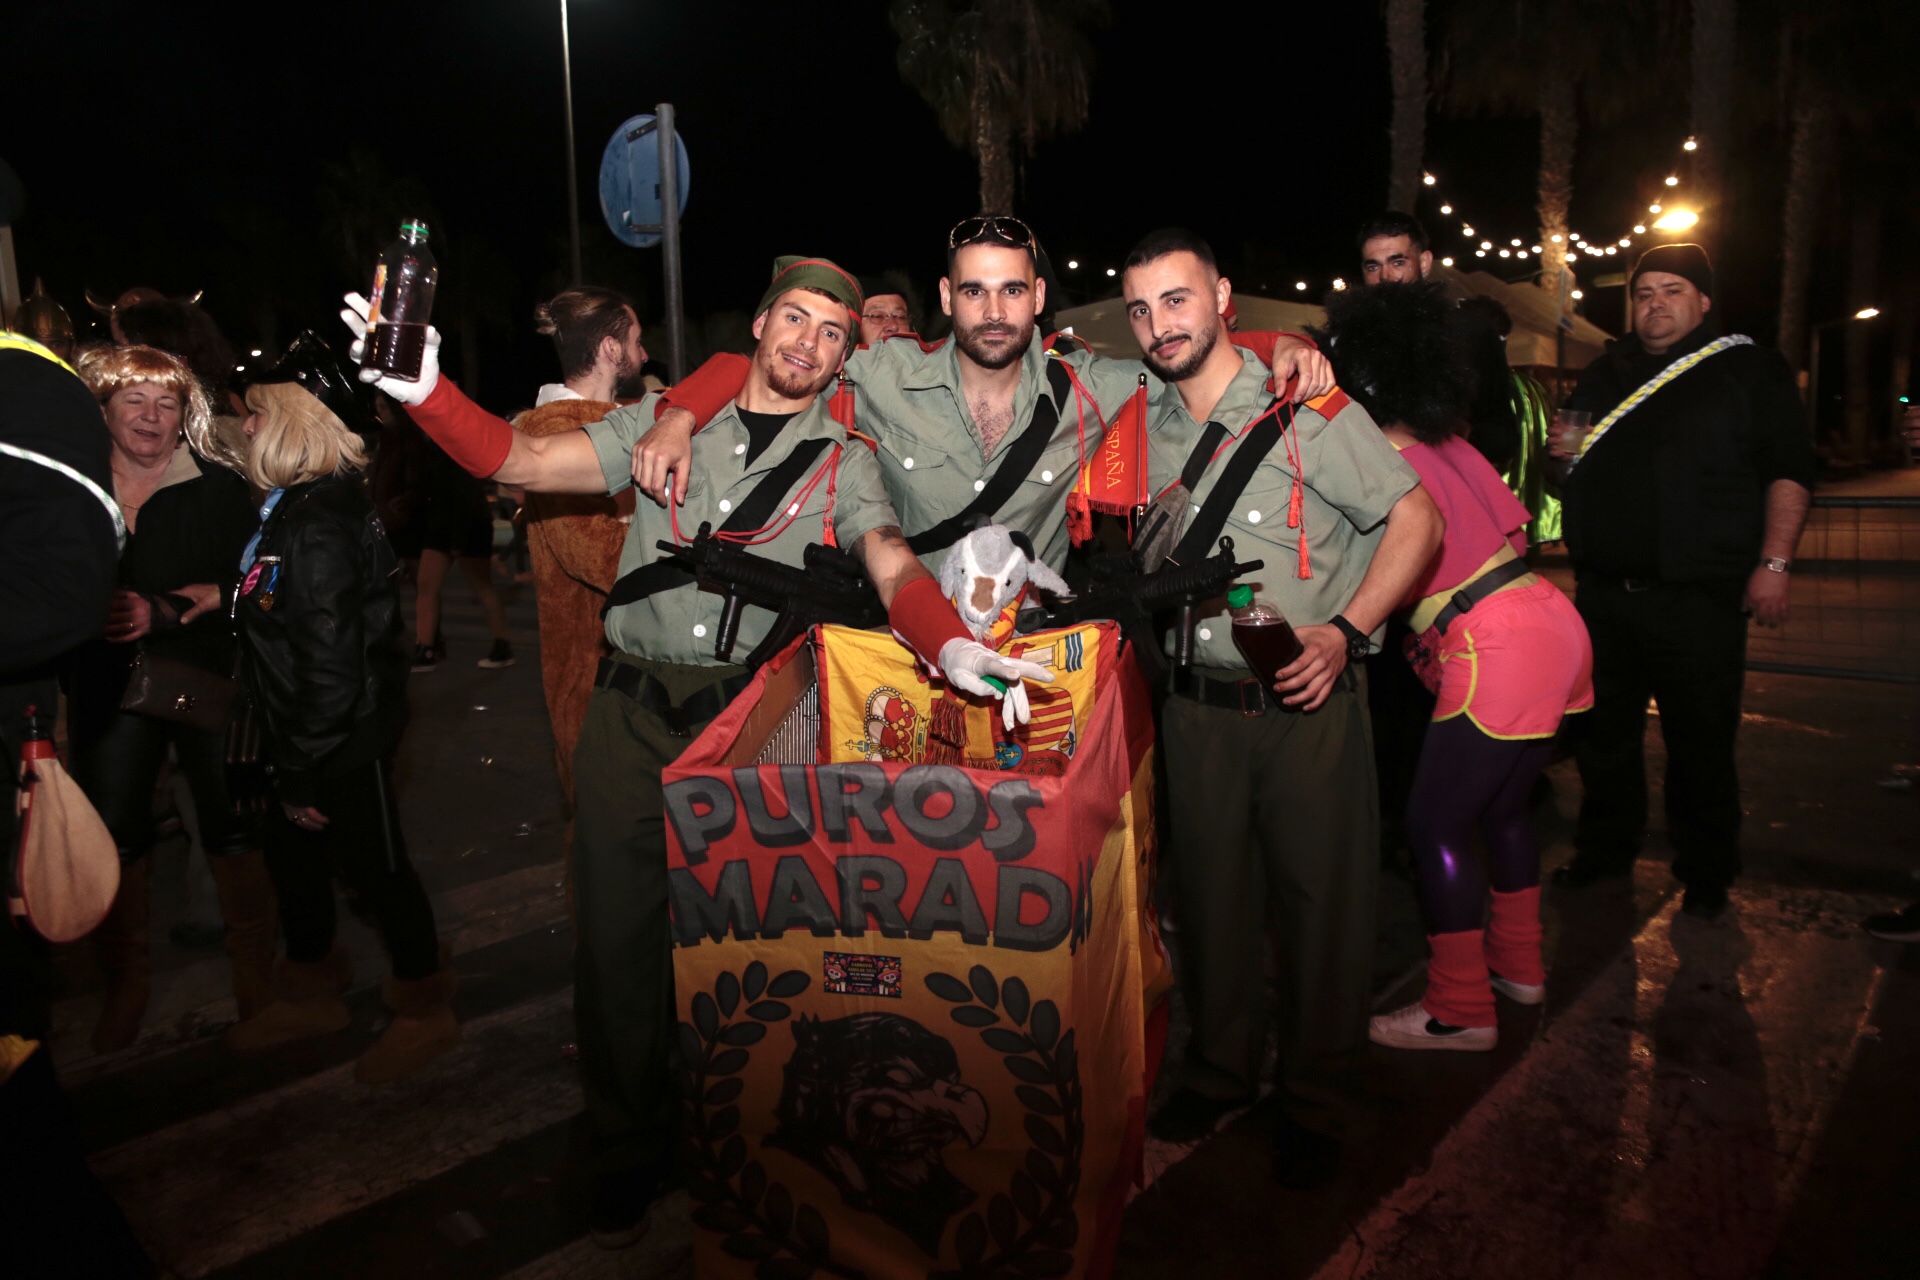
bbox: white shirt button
[1041,469,1054,483]
[1247,509,1262,524]
[973,479,986,493]
[733,442,746,455]
[1192,502,1202,514]
[693,624,708,638]
[1197,626,1213,641]
[903,457,916,470]
[718,499,733,513]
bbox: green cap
[400,220,430,240]
[1227,583,1253,609]
[755,255,863,322]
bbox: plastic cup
[1550,409,1593,459]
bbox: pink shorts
[1417,579,1594,739]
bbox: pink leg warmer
[1423,929,1496,1029]
[1485,886,1546,987]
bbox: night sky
[5,0,1852,406]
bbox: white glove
[937,638,1054,732]
[339,292,442,406]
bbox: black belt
[1433,558,1534,633]
[594,656,748,737]
[1170,667,1288,717]
[1576,571,1665,594]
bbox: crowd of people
[1,202,1836,1268]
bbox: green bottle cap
[401,220,430,239]
[983,675,1008,694]
[1227,583,1253,609]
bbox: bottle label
[366,263,387,328]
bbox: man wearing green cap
[630,216,1335,579]
[342,256,1051,1246]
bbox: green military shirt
[585,393,899,665]
[846,335,1146,575]
[1147,347,1420,677]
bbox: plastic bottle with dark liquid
[1227,583,1304,688]
[361,220,438,381]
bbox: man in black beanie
[1547,243,1814,919]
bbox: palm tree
[889,0,1109,215]
[1384,0,1429,211]
[1688,0,1736,251]
[1437,1,1676,307]
[1772,0,1916,379]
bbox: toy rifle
[1015,536,1263,678]
[655,523,885,667]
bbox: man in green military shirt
[1121,229,1444,1187]
[632,216,1332,577]
[343,256,1050,1245]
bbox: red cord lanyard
[1152,402,1285,503]
[666,442,845,549]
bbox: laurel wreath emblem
[680,958,1085,1279]
[679,961,865,1279]
[926,963,1085,1279]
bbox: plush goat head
[937,524,1072,641]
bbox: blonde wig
[76,344,227,467]
[243,381,368,491]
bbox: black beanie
[1630,243,1713,299]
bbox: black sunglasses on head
[948,215,1037,252]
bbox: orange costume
[512,399,635,806]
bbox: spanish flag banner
[1076,376,1150,517]
[663,623,1169,1278]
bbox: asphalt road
[45,548,1920,1280]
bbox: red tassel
[1065,489,1093,546]
[924,694,968,766]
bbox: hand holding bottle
[340,292,441,406]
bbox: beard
[1143,321,1220,382]
[611,350,648,400]
[764,343,835,400]
[954,315,1033,371]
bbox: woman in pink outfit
[1318,283,1593,1051]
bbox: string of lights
[1054,135,1703,302]
[1415,135,1703,300]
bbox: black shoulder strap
[1178,420,1231,492]
[906,357,1074,556]
[603,436,836,613]
[1167,401,1290,567]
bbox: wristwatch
[1330,614,1371,660]
[1761,557,1790,574]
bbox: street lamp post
[559,0,582,284]
[1807,307,1881,441]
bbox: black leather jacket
[236,473,407,805]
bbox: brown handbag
[120,648,237,734]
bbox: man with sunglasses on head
[634,215,1334,578]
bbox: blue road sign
[599,114,690,249]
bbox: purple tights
[1405,716,1556,934]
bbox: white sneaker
[1368,1001,1496,1052]
[1489,973,1546,1005]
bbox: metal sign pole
[560,0,582,284]
[657,102,687,382]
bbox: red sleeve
[888,575,971,666]
[404,377,514,478]
[1227,329,1319,366]
[1228,330,1318,400]
[656,352,752,428]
